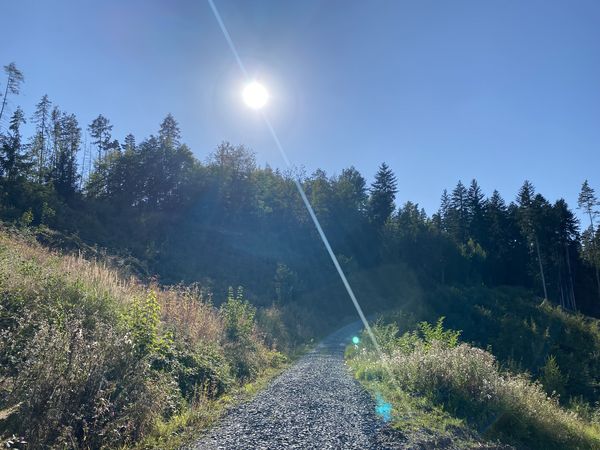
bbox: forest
[1,62,599,319]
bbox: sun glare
[243,81,269,109]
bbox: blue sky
[2,0,599,217]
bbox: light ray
[207,0,383,356]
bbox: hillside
[347,287,600,448]
[0,228,292,449]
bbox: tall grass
[0,231,285,449]
[348,319,600,449]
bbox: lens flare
[352,336,360,345]
[375,393,392,422]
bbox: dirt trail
[192,321,400,449]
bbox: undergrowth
[347,318,600,449]
[0,230,290,449]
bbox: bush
[7,318,170,448]
[220,287,266,380]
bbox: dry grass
[0,229,285,449]
[348,320,600,449]
[159,286,223,345]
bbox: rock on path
[193,321,398,449]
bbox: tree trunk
[535,235,548,300]
[588,212,600,302]
[0,78,10,125]
[565,243,577,311]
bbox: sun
[243,81,269,109]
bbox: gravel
[192,321,398,449]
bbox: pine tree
[0,63,24,127]
[578,180,600,300]
[88,114,113,160]
[0,107,32,182]
[467,179,486,245]
[123,133,136,152]
[158,114,180,149]
[485,190,508,258]
[554,199,579,310]
[517,180,548,299]
[30,95,52,182]
[449,181,468,243]
[367,162,397,227]
[53,113,80,198]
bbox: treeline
[1,62,600,317]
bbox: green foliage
[540,355,567,397]
[348,317,600,449]
[171,342,231,400]
[18,209,32,227]
[418,317,461,349]
[419,286,600,405]
[128,290,162,356]
[220,287,264,380]
[0,231,284,448]
[221,287,255,343]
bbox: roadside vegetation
[347,311,600,449]
[0,228,296,449]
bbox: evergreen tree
[517,180,548,299]
[484,190,509,282]
[553,199,579,310]
[49,106,62,173]
[449,180,468,243]
[578,180,600,300]
[438,189,451,232]
[123,133,136,152]
[0,107,32,182]
[467,179,486,245]
[0,63,24,126]
[158,114,180,149]
[30,95,52,182]
[53,113,80,198]
[367,162,397,228]
[88,114,113,160]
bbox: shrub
[220,287,265,380]
[221,287,255,343]
[540,354,567,398]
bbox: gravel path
[193,321,398,449]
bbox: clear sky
[2,0,599,217]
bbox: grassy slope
[0,228,288,449]
[346,287,600,449]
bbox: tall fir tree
[578,180,600,300]
[0,107,32,183]
[467,179,486,245]
[30,95,52,182]
[367,162,397,228]
[436,189,451,233]
[158,114,181,149]
[518,181,550,299]
[449,180,469,243]
[53,113,80,199]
